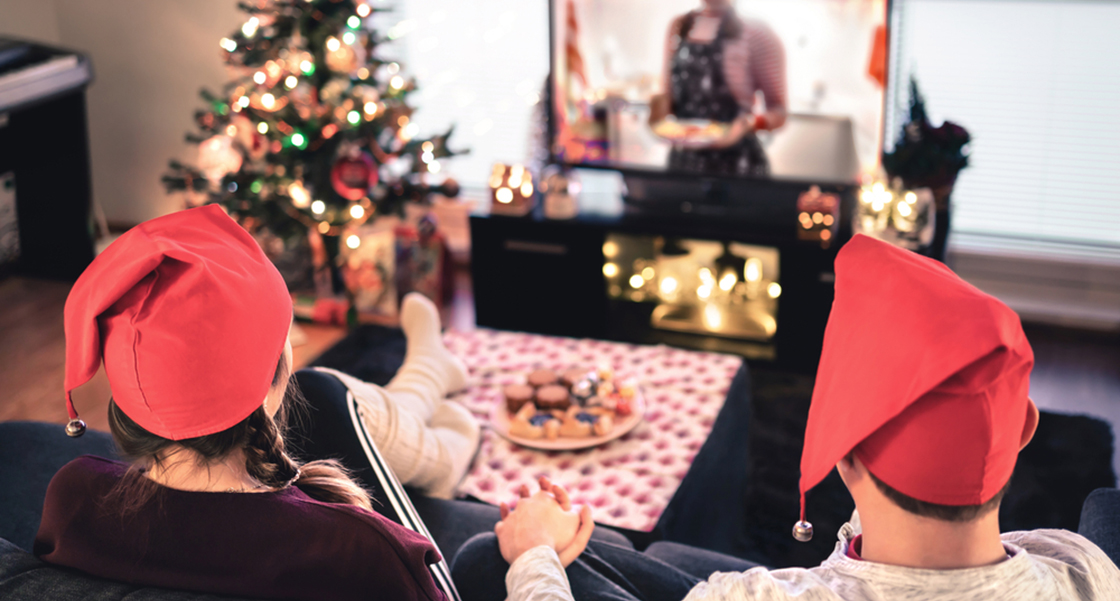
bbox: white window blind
[374,0,550,194]
[887,0,1120,263]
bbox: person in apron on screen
[650,0,788,177]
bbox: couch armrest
[0,422,119,551]
[1079,487,1120,566]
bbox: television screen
[551,0,886,184]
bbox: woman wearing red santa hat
[33,204,477,601]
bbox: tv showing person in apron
[651,2,788,178]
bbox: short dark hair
[868,471,1012,522]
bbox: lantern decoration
[854,179,935,251]
[796,185,841,246]
[490,163,535,216]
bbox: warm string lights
[167,0,463,245]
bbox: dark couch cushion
[0,537,249,600]
[0,421,120,551]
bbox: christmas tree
[162,0,462,282]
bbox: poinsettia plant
[882,78,970,192]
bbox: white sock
[387,293,469,421]
[425,401,482,499]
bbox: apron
[667,13,770,177]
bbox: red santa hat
[63,204,292,440]
[794,234,1034,541]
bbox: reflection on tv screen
[552,0,886,184]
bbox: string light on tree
[311,200,326,215]
[356,3,371,17]
[257,122,268,134]
[284,76,298,89]
[345,234,361,249]
[241,17,259,37]
[219,38,237,52]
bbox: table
[444,328,742,531]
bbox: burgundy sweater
[34,456,447,601]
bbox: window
[887,0,1120,264]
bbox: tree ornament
[331,150,378,201]
[198,134,243,185]
[230,114,268,161]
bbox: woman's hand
[494,477,595,567]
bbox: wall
[2,0,243,224]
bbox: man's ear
[836,451,858,485]
[1020,398,1040,450]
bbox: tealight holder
[489,163,535,216]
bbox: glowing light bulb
[387,63,400,74]
[427,160,441,173]
[226,124,237,136]
[812,212,823,224]
[641,267,655,280]
[290,133,306,147]
[311,200,326,214]
[697,284,712,299]
[898,202,913,217]
[300,60,314,74]
[364,101,377,114]
[317,221,330,234]
[603,262,619,277]
[602,241,618,257]
[659,277,678,295]
[745,257,762,283]
[401,123,419,139]
[253,71,266,85]
[520,181,533,197]
[356,3,371,17]
[285,75,298,89]
[342,31,357,45]
[257,122,268,134]
[905,191,918,204]
[347,15,362,29]
[823,214,834,226]
[495,187,513,203]
[698,267,714,284]
[768,282,782,298]
[350,205,365,219]
[357,67,370,79]
[326,37,341,52]
[242,17,259,38]
[719,271,737,291]
[288,182,310,208]
[872,201,884,212]
[346,235,361,249]
[629,274,644,289]
[703,304,723,330]
[390,75,404,89]
[821,229,832,241]
[489,175,503,189]
[347,110,361,124]
[220,38,237,52]
[261,93,275,109]
[422,141,434,152]
[237,96,250,107]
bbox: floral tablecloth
[444,328,742,531]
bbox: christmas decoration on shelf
[853,179,934,251]
[795,185,840,246]
[162,0,466,295]
[489,163,536,216]
[881,77,970,261]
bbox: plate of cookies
[490,368,644,451]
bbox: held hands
[494,476,595,567]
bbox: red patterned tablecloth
[443,329,742,531]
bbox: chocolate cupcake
[535,384,571,410]
[527,369,559,388]
[503,384,536,413]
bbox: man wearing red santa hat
[454,234,1120,600]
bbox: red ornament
[331,152,378,201]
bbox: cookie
[503,384,536,413]
[561,368,592,389]
[527,369,559,388]
[535,384,571,410]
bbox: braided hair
[107,352,372,513]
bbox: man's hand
[494,477,595,567]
